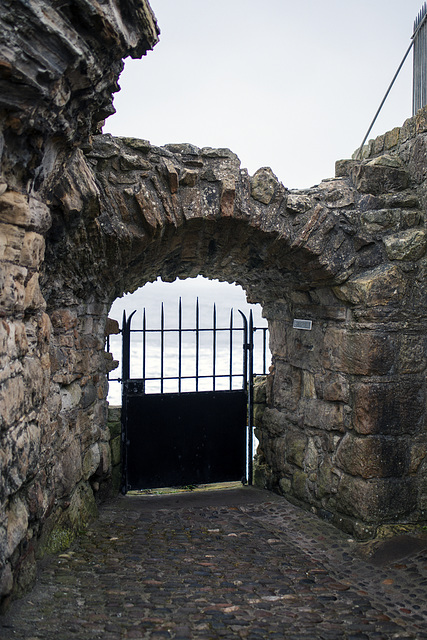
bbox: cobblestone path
[2,487,427,639]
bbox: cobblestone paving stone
[2,487,427,639]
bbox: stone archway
[40,132,427,545]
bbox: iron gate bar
[212,303,216,391]
[121,309,136,382]
[178,298,182,392]
[142,309,146,384]
[238,309,254,484]
[230,310,234,390]
[160,303,164,393]
[195,298,199,392]
[239,310,248,394]
[248,310,254,485]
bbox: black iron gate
[119,301,264,492]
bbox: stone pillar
[259,274,426,539]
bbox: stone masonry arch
[42,132,427,547]
[1,0,427,609]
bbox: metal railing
[355,3,427,159]
[413,3,427,114]
[106,299,270,395]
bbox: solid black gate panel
[124,386,247,490]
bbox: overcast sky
[104,0,425,190]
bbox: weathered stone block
[398,335,426,373]
[333,264,406,307]
[261,407,287,437]
[373,133,385,155]
[253,376,266,404]
[323,329,395,375]
[400,115,416,142]
[292,470,308,501]
[53,440,83,498]
[6,495,28,557]
[267,319,288,358]
[401,208,423,227]
[110,435,121,467]
[0,375,25,431]
[416,105,427,133]
[320,371,349,403]
[384,127,400,150]
[278,477,292,495]
[20,232,45,268]
[350,156,409,194]
[108,407,121,439]
[352,380,424,435]
[285,323,324,372]
[4,422,41,496]
[0,564,13,598]
[251,167,279,205]
[302,399,347,432]
[316,460,336,498]
[285,428,306,468]
[304,438,318,471]
[383,228,427,261]
[286,193,312,214]
[361,208,400,233]
[336,433,408,478]
[0,223,25,262]
[270,361,301,412]
[336,475,417,522]
[82,444,101,480]
[409,440,427,473]
[0,264,27,315]
[301,370,316,398]
[60,382,82,411]
[253,403,265,428]
[24,273,46,312]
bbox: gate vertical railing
[239,310,255,485]
[413,3,427,115]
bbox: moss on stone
[43,527,77,555]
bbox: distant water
[107,276,270,405]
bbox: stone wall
[0,0,159,609]
[2,0,427,611]
[255,111,427,539]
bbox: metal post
[238,311,248,393]
[142,308,146,390]
[178,298,182,393]
[212,303,217,391]
[195,298,199,392]
[121,310,136,383]
[247,310,254,486]
[121,309,136,495]
[160,302,164,394]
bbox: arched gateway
[1,0,427,610]
[44,131,427,545]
